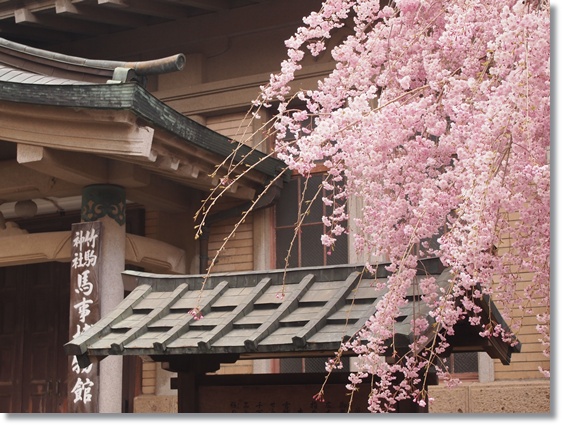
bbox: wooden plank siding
[205,113,256,275]
[196,110,257,374]
[206,112,253,144]
[144,209,160,239]
[206,111,272,153]
[493,212,549,380]
[207,216,254,274]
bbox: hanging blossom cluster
[254,0,550,412]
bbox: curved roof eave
[0,36,186,84]
[0,79,289,181]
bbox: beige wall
[429,380,550,413]
[206,215,254,274]
[135,379,551,414]
[492,213,550,380]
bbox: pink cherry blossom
[203,0,549,413]
[255,0,550,412]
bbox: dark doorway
[1,206,145,413]
[0,262,70,413]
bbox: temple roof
[0,37,288,214]
[0,63,91,85]
[65,259,521,366]
[0,36,186,85]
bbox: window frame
[274,167,349,269]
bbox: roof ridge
[0,37,185,76]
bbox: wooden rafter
[94,0,192,20]
[0,0,272,48]
[15,7,115,35]
[55,0,149,28]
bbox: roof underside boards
[65,259,521,365]
[0,78,288,211]
[0,1,271,50]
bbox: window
[279,357,350,374]
[442,352,479,381]
[275,172,349,373]
[275,173,348,269]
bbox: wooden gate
[0,262,70,413]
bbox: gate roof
[65,258,521,366]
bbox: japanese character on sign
[70,377,94,404]
[69,222,100,411]
[73,323,91,339]
[71,250,97,269]
[74,297,93,323]
[75,270,93,296]
[73,229,98,251]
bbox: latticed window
[445,352,479,380]
[275,173,348,269]
[279,357,350,374]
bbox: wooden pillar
[159,354,239,413]
[177,372,198,413]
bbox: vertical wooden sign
[68,221,101,413]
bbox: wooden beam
[177,371,197,413]
[96,0,191,20]
[108,162,152,188]
[126,175,199,212]
[0,159,80,202]
[0,231,72,267]
[156,354,239,374]
[0,0,56,20]
[19,148,209,211]
[0,23,72,44]
[179,1,229,11]
[14,7,112,35]
[55,0,147,28]
[153,155,180,171]
[17,144,109,186]
[151,163,257,201]
[13,141,220,216]
[0,104,154,159]
[16,144,161,192]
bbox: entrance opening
[0,262,70,413]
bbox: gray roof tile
[65,260,521,365]
[0,64,93,85]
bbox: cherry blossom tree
[197,0,550,412]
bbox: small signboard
[68,221,101,413]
